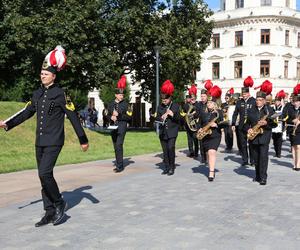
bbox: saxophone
[292,114,300,136]
[185,104,198,132]
[247,114,268,140]
[196,110,219,140]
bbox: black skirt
[290,132,300,146]
[201,134,221,152]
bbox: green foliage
[0,0,213,104]
[99,83,131,105]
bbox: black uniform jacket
[198,109,224,138]
[156,102,180,139]
[107,100,132,134]
[285,104,300,135]
[246,105,277,145]
[6,84,88,146]
[232,97,256,130]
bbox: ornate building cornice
[214,16,300,29]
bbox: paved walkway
[0,142,300,249]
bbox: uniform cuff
[79,135,88,145]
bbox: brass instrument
[247,114,268,141]
[196,110,219,140]
[185,104,198,132]
[292,114,300,136]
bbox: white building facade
[197,0,300,98]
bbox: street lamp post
[154,45,161,135]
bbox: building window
[235,31,243,46]
[234,61,243,78]
[212,62,220,79]
[261,0,272,6]
[261,29,270,44]
[286,0,290,7]
[221,0,226,10]
[284,61,289,78]
[298,33,300,48]
[212,33,220,48]
[297,62,300,79]
[235,0,244,8]
[285,30,289,46]
[260,60,270,77]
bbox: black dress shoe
[53,201,67,226]
[295,168,300,171]
[161,169,169,175]
[35,213,54,227]
[253,177,261,182]
[114,167,124,173]
[188,152,194,158]
[260,180,267,185]
[241,162,249,166]
[167,169,175,176]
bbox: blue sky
[205,0,300,11]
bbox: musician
[285,92,300,171]
[197,85,224,181]
[221,90,234,151]
[195,87,210,163]
[156,80,180,175]
[246,91,277,185]
[0,46,89,227]
[182,85,199,158]
[107,75,132,173]
[232,76,256,166]
[271,91,285,158]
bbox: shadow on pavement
[192,165,219,179]
[62,185,100,211]
[233,166,255,180]
[271,158,293,169]
[112,157,135,169]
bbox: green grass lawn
[0,101,187,173]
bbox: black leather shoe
[188,152,194,158]
[253,177,261,182]
[53,201,67,226]
[114,167,124,173]
[161,169,169,175]
[295,168,300,171]
[260,180,267,185]
[35,213,54,227]
[167,169,175,176]
[241,162,249,166]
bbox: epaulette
[64,93,75,111]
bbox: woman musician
[196,85,224,181]
[286,88,300,171]
[156,80,180,176]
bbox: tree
[0,0,213,104]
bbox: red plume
[161,80,175,96]
[293,84,300,95]
[276,90,286,100]
[204,80,213,90]
[117,75,127,89]
[208,85,222,99]
[255,80,272,95]
[244,76,254,87]
[227,87,234,95]
[188,84,197,96]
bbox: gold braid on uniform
[65,94,75,111]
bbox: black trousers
[160,137,177,171]
[235,129,242,152]
[237,128,254,164]
[199,139,207,162]
[36,146,64,213]
[251,143,269,181]
[224,125,233,150]
[111,130,126,169]
[272,133,283,157]
[186,128,199,155]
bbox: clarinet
[162,102,172,126]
